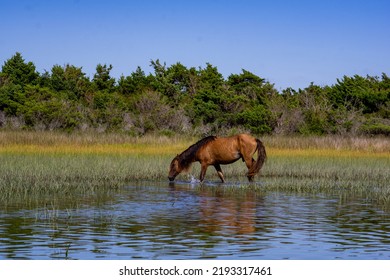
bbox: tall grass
[1,131,389,207]
[0,130,190,155]
[262,134,390,152]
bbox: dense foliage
[1,52,389,136]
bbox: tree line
[0,52,389,136]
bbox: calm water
[1,181,390,260]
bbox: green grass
[1,131,389,207]
[0,154,166,192]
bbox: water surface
[1,181,390,259]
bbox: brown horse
[168,133,266,183]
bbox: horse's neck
[179,150,196,169]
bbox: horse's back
[198,134,257,164]
[236,133,256,142]
[213,134,257,150]
[236,133,257,149]
[198,134,239,164]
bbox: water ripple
[1,182,390,259]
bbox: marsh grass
[1,131,389,207]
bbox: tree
[378,73,390,118]
[149,60,192,105]
[0,52,39,86]
[1,52,389,135]
[227,69,266,103]
[226,70,278,134]
[191,63,227,125]
[164,62,192,104]
[236,104,272,134]
[296,83,331,135]
[118,66,153,96]
[92,64,115,92]
[198,63,224,91]
[133,90,190,134]
[0,84,24,115]
[49,64,90,100]
[330,75,388,114]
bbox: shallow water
[1,181,390,259]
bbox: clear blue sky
[1,0,389,90]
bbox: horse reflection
[170,184,261,235]
[199,189,258,235]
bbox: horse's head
[168,155,181,181]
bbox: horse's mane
[177,135,217,170]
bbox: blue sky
[1,0,389,90]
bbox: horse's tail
[248,139,267,177]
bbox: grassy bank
[1,131,389,206]
[1,130,389,154]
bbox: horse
[168,133,266,183]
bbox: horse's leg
[239,135,260,182]
[199,163,208,183]
[214,164,225,183]
[243,156,256,182]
